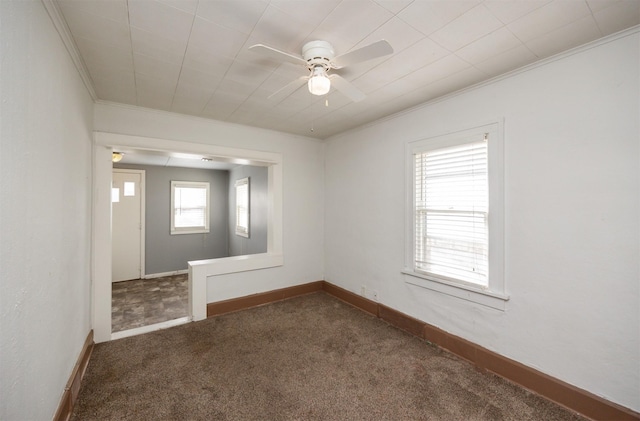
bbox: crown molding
[41,0,97,101]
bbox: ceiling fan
[248,39,394,102]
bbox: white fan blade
[332,40,393,68]
[248,44,306,66]
[329,74,366,102]
[268,76,308,101]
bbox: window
[415,140,488,286]
[111,187,120,203]
[404,122,508,310]
[235,177,250,237]
[123,181,135,196]
[171,181,210,235]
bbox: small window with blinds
[414,141,488,286]
[235,177,250,237]
[170,181,210,235]
[404,122,507,309]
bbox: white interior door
[112,169,145,282]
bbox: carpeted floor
[72,292,586,420]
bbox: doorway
[111,167,189,334]
[92,135,284,343]
[110,166,191,336]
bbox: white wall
[94,102,325,303]
[324,30,639,412]
[0,1,94,420]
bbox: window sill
[402,269,509,311]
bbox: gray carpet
[71,292,586,420]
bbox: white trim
[92,145,113,343]
[189,253,284,321]
[92,132,284,339]
[190,253,284,276]
[111,316,191,340]
[402,270,509,311]
[41,0,97,100]
[170,180,210,235]
[94,132,281,165]
[404,120,507,310]
[142,269,188,279]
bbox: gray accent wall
[114,164,229,274]
[228,165,268,256]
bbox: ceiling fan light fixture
[250,39,393,102]
[308,66,330,96]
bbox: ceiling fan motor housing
[302,40,335,70]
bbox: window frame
[170,180,210,235]
[235,177,250,238]
[403,121,508,310]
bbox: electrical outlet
[372,290,378,302]
[360,285,366,296]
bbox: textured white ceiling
[112,149,241,170]
[56,0,639,140]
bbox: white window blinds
[171,181,210,234]
[235,177,249,237]
[414,140,488,286]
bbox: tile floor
[111,274,188,333]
